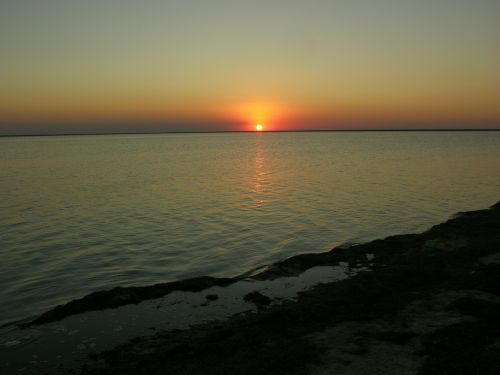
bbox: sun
[255,124,264,131]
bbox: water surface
[1,131,500,325]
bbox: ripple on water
[1,131,500,325]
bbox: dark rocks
[419,299,500,375]
[24,276,234,326]
[78,201,500,375]
[88,352,99,361]
[25,200,500,327]
[205,294,219,301]
[361,330,416,345]
[243,291,272,308]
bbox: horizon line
[1,128,500,138]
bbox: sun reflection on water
[252,133,269,208]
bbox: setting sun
[255,124,263,131]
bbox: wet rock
[243,291,272,308]
[341,337,368,355]
[25,276,234,326]
[80,201,500,375]
[88,352,99,361]
[361,330,416,345]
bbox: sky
[1,0,499,134]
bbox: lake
[1,131,499,325]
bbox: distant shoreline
[1,128,500,138]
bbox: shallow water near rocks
[0,264,364,374]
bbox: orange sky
[1,1,499,134]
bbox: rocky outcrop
[27,202,500,329]
[26,276,233,326]
[75,201,500,375]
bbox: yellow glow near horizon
[1,1,500,134]
[255,124,263,131]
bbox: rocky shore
[27,202,500,374]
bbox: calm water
[1,131,500,325]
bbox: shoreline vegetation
[25,202,500,374]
